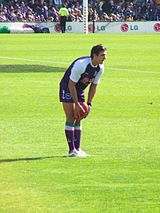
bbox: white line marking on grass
[109,67,160,75]
[1,56,159,75]
[0,56,68,65]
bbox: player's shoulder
[73,56,90,68]
[99,63,104,69]
[98,63,104,73]
[76,56,91,64]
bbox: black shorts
[59,82,85,103]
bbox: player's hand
[84,104,91,119]
[74,102,85,120]
[87,104,91,115]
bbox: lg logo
[154,23,160,32]
[121,23,129,32]
[121,23,138,32]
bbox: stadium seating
[0,0,159,22]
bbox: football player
[59,44,107,157]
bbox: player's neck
[91,59,98,67]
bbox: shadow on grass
[0,64,66,73]
[0,155,68,163]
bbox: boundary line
[0,56,159,75]
[0,56,67,65]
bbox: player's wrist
[87,102,92,107]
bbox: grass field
[0,34,160,213]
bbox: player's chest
[80,69,98,85]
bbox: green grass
[0,34,160,213]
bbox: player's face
[93,50,107,65]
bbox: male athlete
[59,44,107,157]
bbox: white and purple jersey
[59,56,104,102]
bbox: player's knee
[66,113,74,122]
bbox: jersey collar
[90,57,98,68]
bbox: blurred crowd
[0,0,160,22]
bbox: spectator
[0,12,7,22]
[156,4,160,20]
[54,0,62,7]
[42,3,49,20]
[0,0,159,22]
[59,4,69,33]
[73,8,83,22]
[48,6,59,22]
[124,4,134,21]
[67,8,76,21]
[97,0,104,17]
[146,2,156,20]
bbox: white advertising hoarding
[38,21,160,33]
[0,22,160,34]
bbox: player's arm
[87,66,104,106]
[87,83,97,106]
[85,83,97,118]
[68,79,79,105]
[69,60,86,118]
[68,60,81,106]
[68,79,85,119]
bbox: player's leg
[62,102,77,156]
[62,102,82,152]
[60,85,89,157]
[74,121,81,150]
[62,103,89,157]
[74,121,90,157]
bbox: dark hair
[90,44,106,59]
